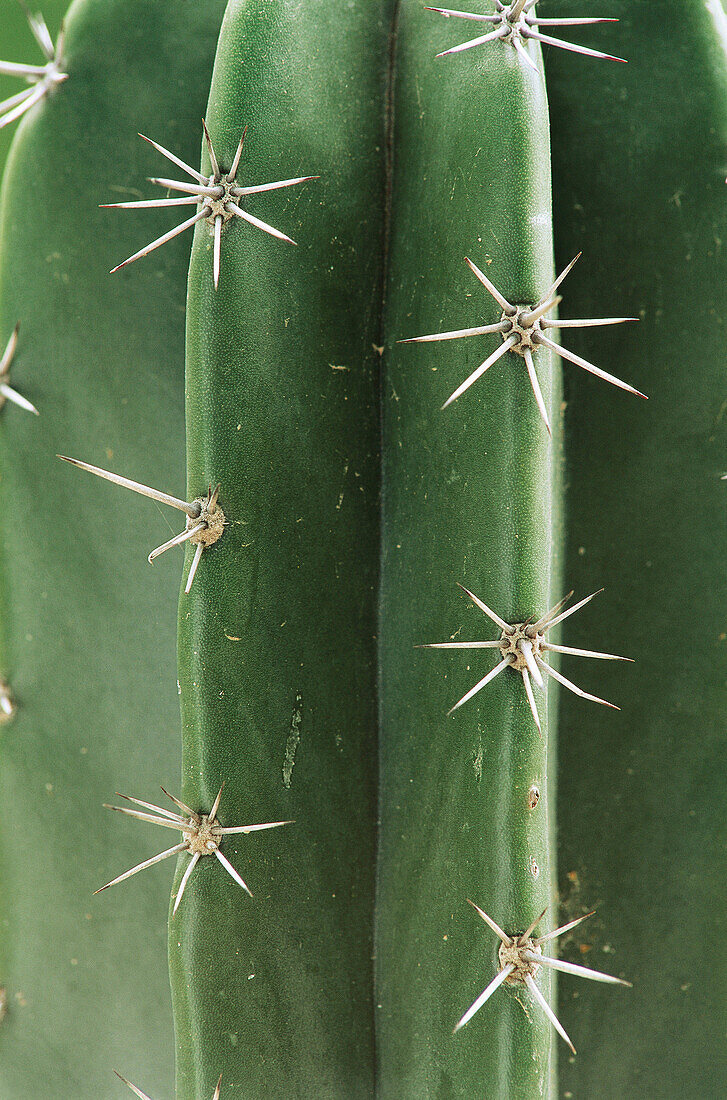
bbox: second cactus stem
[378,2,561,1094]
[172,1,387,1097]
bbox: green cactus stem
[377,3,562,1094]
[0,0,679,1095]
[170,1,388,1096]
[162,0,638,1094]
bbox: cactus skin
[4,0,714,1096]
[377,3,562,1096]
[171,1,388,1096]
[0,0,226,1095]
[544,1,727,1094]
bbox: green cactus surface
[544,1,727,1095]
[1,0,725,1097]
[377,3,562,1096]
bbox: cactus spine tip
[0,323,38,416]
[0,681,15,723]
[115,1069,223,1099]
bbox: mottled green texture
[0,0,225,1094]
[544,1,727,1096]
[377,4,561,1096]
[173,1,388,1096]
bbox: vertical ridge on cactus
[377,1,561,1092]
[171,1,388,1095]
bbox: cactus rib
[0,0,231,1090]
[170,0,389,1093]
[543,1,727,1091]
[378,1,561,1092]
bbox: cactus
[0,0,725,1097]
[172,3,385,1094]
[378,3,636,1093]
